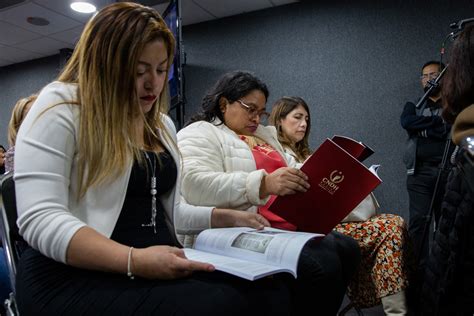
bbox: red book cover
[268,138,382,234]
[332,135,374,162]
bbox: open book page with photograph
[184,227,321,281]
[269,137,382,234]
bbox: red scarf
[240,136,297,231]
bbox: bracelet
[127,246,135,280]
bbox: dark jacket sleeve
[424,122,452,139]
[400,101,444,134]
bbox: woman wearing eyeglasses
[177,70,361,315]
[400,60,456,297]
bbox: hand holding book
[268,136,382,234]
[260,167,310,198]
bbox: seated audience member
[270,96,410,315]
[421,24,474,315]
[0,141,9,312]
[5,94,37,173]
[0,145,5,174]
[13,4,297,315]
[0,249,9,315]
[177,70,361,315]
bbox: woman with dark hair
[270,96,411,315]
[441,26,474,126]
[421,24,474,315]
[178,70,361,315]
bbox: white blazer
[14,81,213,263]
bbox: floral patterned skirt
[334,213,411,308]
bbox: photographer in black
[400,60,455,272]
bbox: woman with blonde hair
[270,96,411,315]
[13,3,293,315]
[4,94,37,173]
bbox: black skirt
[16,247,291,316]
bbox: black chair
[0,172,24,315]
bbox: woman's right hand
[260,167,310,198]
[132,246,215,279]
[211,208,270,229]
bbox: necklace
[142,151,158,233]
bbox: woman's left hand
[211,208,270,229]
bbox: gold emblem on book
[329,170,344,183]
[318,170,343,195]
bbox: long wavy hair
[8,94,37,146]
[442,25,474,123]
[269,96,312,162]
[57,2,175,197]
[187,71,269,125]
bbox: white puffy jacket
[177,119,297,245]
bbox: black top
[111,150,178,248]
[400,98,454,164]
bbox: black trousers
[407,164,450,268]
[16,232,359,316]
[289,231,360,315]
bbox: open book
[184,227,321,281]
[268,135,382,234]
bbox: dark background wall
[181,0,474,220]
[1,0,473,221]
[0,55,59,142]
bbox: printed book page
[369,164,381,179]
[183,227,320,280]
[184,248,289,280]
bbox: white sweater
[14,81,213,263]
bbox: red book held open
[268,136,381,234]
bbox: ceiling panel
[0,57,14,67]
[196,0,273,18]
[0,43,44,63]
[181,0,216,26]
[0,2,81,35]
[34,0,112,23]
[269,0,299,6]
[48,25,84,45]
[0,20,42,45]
[150,3,170,15]
[0,0,301,67]
[15,36,71,54]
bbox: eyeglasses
[237,100,270,122]
[420,72,440,80]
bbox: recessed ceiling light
[70,2,96,14]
